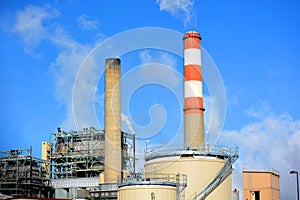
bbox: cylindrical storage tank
[118,183,177,200]
[145,155,232,200]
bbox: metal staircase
[194,148,239,200]
[177,173,188,200]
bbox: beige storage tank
[145,147,238,200]
[118,183,177,200]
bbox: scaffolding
[48,127,135,199]
[50,127,105,179]
[0,147,52,198]
[50,127,135,180]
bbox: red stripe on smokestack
[184,97,204,114]
[184,32,201,49]
[183,31,204,148]
[184,65,202,81]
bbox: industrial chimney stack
[183,31,205,148]
[104,58,121,183]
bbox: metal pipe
[133,134,136,174]
[290,170,299,200]
[30,146,32,196]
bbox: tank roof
[145,145,239,162]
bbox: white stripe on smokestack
[184,81,203,98]
[183,31,205,149]
[184,48,201,66]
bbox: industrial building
[243,168,280,200]
[0,148,52,198]
[49,127,135,199]
[0,30,239,200]
[141,31,239,200]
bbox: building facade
[243,169,280,200]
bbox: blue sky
[0,0,300,199]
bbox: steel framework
[0,148,52,198]
[50,127,135,180]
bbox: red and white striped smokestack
[183,31,205,149]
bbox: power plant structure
[0,148,52,198]
[183,31,205,148]
[49,127,135,199]
[104,58,122,184]
[143,31,239,200]
[0,30,238,200]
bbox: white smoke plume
[156,0,197,27]
[121,113,135,134]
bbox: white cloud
[95,92,105,107]
[219,112,300,199]
[14,5,100,130]
[203,94,227,145]
[14,4,60,56]
[125,51,182,141]
[139,50,181,88]
[156,0,197,27]
[244,101,271,119]
[140,50,176,66]
[77,14,99,31]
[50,43,94,130]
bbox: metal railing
[145,144,239,161]
[119,173,187,200]
[193,148,239,200]
[143,144,239,200]
[119,172,179,186]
